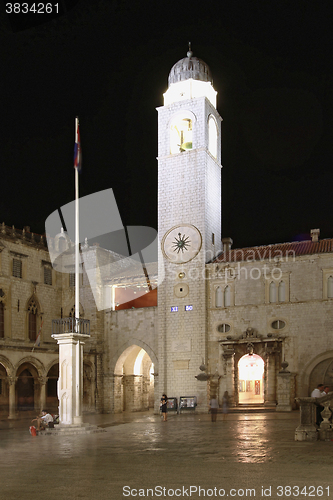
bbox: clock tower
[157,47,222,410]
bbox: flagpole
[75,116,80,332]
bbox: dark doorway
[17,369,34,410]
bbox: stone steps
[38,423,106,436]
[228,405,276,413]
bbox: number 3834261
[6,3,59,14]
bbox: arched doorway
[46,364,59,412]
[114,345,154,413]
[309,358,333,395]
[17,368,35,411]
[238,354,264,404]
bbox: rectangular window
[44,266,52,285]
[13,258,22,278]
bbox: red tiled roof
[213,239,333,263]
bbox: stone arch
[111,339,157,413]
[208,114,218,158]
[16,359,43,412]
[300,350,333,396]
[111,338,158,375]
[0,355,14,377]
[168,110,197,154]
[16,356,45,378]
[0,355,14,415]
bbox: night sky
[1,0,332,249]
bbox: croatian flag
[32,320,44,351]
[74,120,82,171]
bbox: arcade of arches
[2,349,333,417]
[0,357,96,418]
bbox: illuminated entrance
[238,354,264,404]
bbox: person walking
[209,397,219,422]
[161,394,168,421]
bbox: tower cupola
[164,44,217,107]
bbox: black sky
[0,0,332,249]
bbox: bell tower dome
[164,45,217,107]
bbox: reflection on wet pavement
[0,411,332,500]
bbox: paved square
[0,411,332,500]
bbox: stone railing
[52,317,90,336]
[295,393,333,441]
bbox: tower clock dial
[162,224,202,264]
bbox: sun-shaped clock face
[162,224,202,264]
[172,232,191,253]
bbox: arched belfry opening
[308,357,333,395]
[114,345,154,413]
[238,354,265,404]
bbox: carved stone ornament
[8,376,18,386]
[246,342,254,355]
[222,346,235,359]
[241,327,261,339]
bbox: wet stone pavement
[0,411,333,500]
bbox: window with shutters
[44,266,52,285]
[69,273,75,287]
[13,258,22,278]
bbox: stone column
[52,332,89,425]
[221,349,235,406]
[153,373,159,414]
[8,376,17,420]
[276,370,296,412]
[38,376,47,411]
[264,353,277,406]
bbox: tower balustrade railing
[52,317,90,336]
[295,392,333,441]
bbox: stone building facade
[1,51,333,419]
